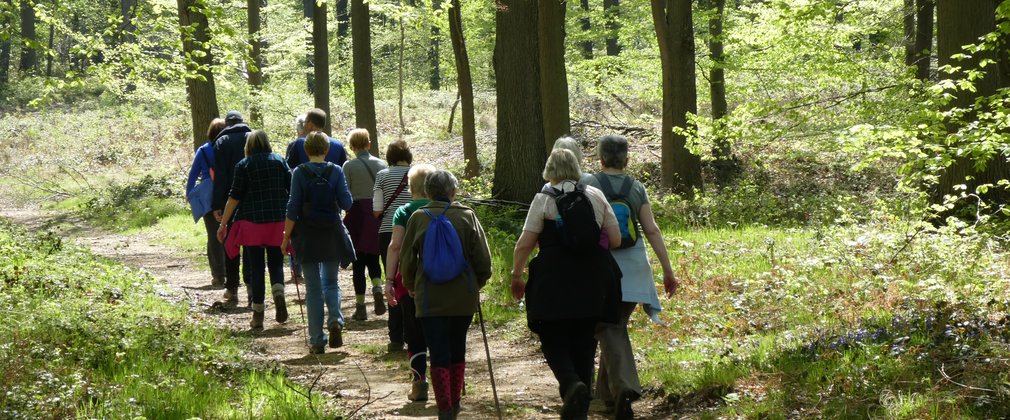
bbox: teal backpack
[594,173,640,249]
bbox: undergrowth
[0,221,335,418]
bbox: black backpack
[299,163,338,226]
[541,182,601,254]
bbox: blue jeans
[302,261,344,346]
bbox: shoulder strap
[540,184,559,198]
[358,154,377,183]
[200,147,212,169]
[617,176,634,199]
[380,172,409,218]
[594,173,617,198]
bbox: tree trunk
[429,0,441,90]
[398,0,406,132]
[336,0,349,39]
[448,0,479,178]
[247,0,264,126]
[933,0,1009,206]
[352,0,379,153]
[20,0,37,74]
[651,0,703,197]
[708,0,735,186]
[580,0,592,59]
[312,0,332,134]
[538,0,570,149]
[121,0,137,44]
[45,20,52,77]
[493,0,547,202]
[177,0,220,150]
[903,0,915,67]
[913,0,934,80]
[604,0,621,56]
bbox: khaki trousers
[595,302,643,402]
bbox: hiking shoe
[328,321,343,348]
[614,389,639,420]
[250,311,264,330]
[372,286,386,315]
[309,343,325,354]
[274,295,288,323]
[408,380,428,402]
[352,304,367,321]
[560,381,590,420]
[211,277,224,288]
[387,341,405,352]
[222,289,239,308]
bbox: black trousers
[421,315,473,368]
[379,232,403,343]
[202,213,226,282]
[352,253,381,295]
[533,318,599,399]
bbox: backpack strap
[379,172,409,219]
[594,172,617,198]
[358,154,377,183]
[617,176,634,200]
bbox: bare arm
[280,218,296,255]
[639,203,678,296]
[510,230,539,300]
[383,226,406,306]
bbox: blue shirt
[285,137,348,169]
[186,142,215,195]
[286,162,353,221]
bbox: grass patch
[0,221,337,418]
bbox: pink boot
[450,362,466,414]
[430,367,453,419]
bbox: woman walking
[400,170,493,419]
[342,129,388,321]
[281,131,355,354]
[187,118,227,288]
[511,149,623,420]
[383,163,436,401]
[373,140,415,351]
[217,130,291,329]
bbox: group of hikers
[185,109,678,420]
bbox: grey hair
[295,114,307,136]
[552,136,583,162]
[425,169,459,201]
[598,134,629,169]
[542,148,582,183]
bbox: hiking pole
[477,298,503,420]
[290,254,308,347]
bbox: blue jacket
[186,142,215,195]
[212,123,252,211]
[285,137,348,169]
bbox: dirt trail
[3,200,667,419]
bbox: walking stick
[290,253,309,347]
[477,298,503,420]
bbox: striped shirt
[372,165,412,233]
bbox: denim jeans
[242,245,284,305]
[302,260,344,346]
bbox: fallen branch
[572,119,651,136]
[939,363,996,393]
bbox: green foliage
[0,221,335,418]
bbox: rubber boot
[430,367,453,420]
[449,362,466,417]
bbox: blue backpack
[422,204,467,284]
[299,163,338,226]
[595,173,641,249]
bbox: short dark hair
[385,140,413,165]
[206,118,226,141]
[245,130,272,156]
[598,134,629,169]
[305,108,327,130]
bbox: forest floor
[1,193,671,419]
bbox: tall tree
[538,0,570,148]
[493,0,547,202]
[20,0,37,73]
[336,0,349,38]
[603,0,620,56]
[579,0,592,58]
[0,0,10,84]
[121,0,137,44]
[429,0,441,90]
[311,0,332,134]
[352,0,378,153]
[651,0,703,197]
[177,0,220,150]
[707,0,735,186]
[448,0,479,178]
[903,0,915,67]
[913,0,934,80]
[44,15,52,77]
[933,0,1009,204]
[247,0,264,125]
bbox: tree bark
[538,0,570,149]
[903,0,915,67]
[312,0,332,134]
[913,0,934,80]
[493,0,547,202]
[336,0,349,39]
[20,0,37,73]
[933,0,1009,206]
[604,0,620,56]
[398,0,406,132]
[448,0,479,178]
[352,0,378,153]
[708,0,735,186]
[0,0,9,84]
[121,0,137,44]
[429,0,441,90]
[651,0,703,197]
[247,0,264,126]
[177,0,220,150]
[45,19,52,77]
[580,0,592,59]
